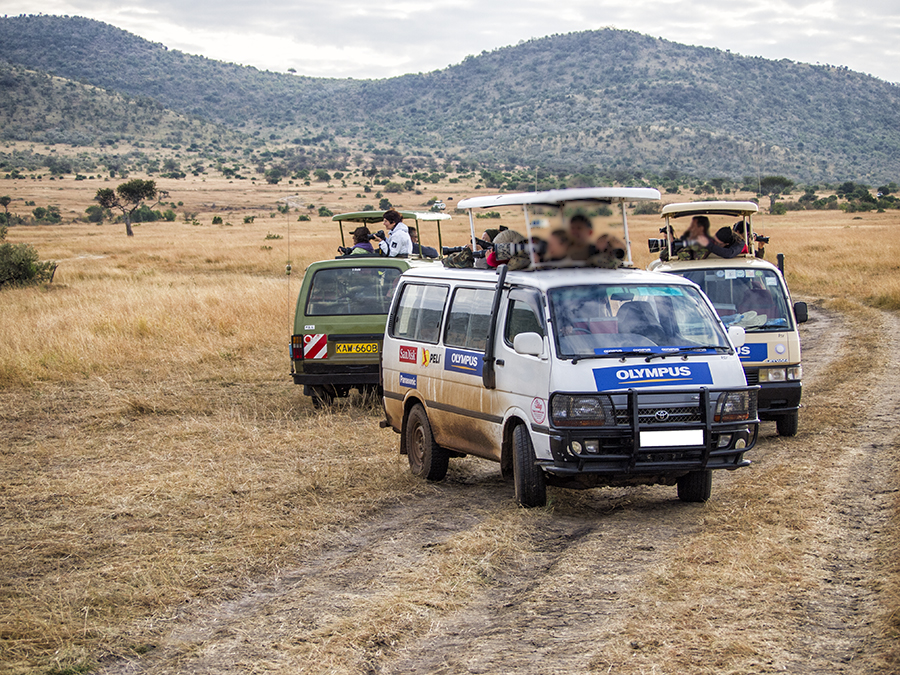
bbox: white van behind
[381,188,759,507]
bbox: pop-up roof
[458,187,661,267]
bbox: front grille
[744,371,759,385]
[614,404,702,426]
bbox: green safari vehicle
[290,210,448,407]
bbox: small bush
[212,216,223,225]
[297,215,310,221]
[244,216,255,224]
[265,233,283,240]
[0,242,56,287]
[318,206,334,218]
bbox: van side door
[494,287,552,434]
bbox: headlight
[715,391,755,422]
[551,394,614,427]
[759,366,802,382]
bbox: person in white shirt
[374,209,412,257]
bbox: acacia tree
[95,179,158,237]
[0,196,11,224]
[758,175,795,211]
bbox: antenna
[278,195,303,332]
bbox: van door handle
[496,359,505,366]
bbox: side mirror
[728,325,746,348]
[794,301,808,324]
[513,332,544,356]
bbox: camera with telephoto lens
[337,246,353,255]
[648,238,687,254]
[368,230,386,241]
[441,238,494,256]
[753,233,770,244]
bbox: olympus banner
[444,348,484,376]
[593,362,713,390]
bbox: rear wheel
[776,411,799,437]
[513,424,547,508]
[405,404,448,481]
[677,470,712,502]
[309,385,335,409]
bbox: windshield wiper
[644,346,732,362]
[570,350,656,364]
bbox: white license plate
[639,429,704,447]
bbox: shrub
[243,216,256,224]
[633,201,661,215]
[318,206,334,218]
[0,241,56,287]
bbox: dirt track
[101,305,898,674]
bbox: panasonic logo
[616,366,692,381]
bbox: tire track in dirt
[779,306,900,672]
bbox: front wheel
[677,470,712,502]
[513,424,547,508]
[405,404,449,481]
[776,411,799,437]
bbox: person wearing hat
[707,226,744,259]
[344,226,376,255]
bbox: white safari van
[381,189,759,507]
[649,202,807,436]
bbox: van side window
[504,290,545,345]
[391,283,448,344]
[444,288,495,352]
[306,266,403,316]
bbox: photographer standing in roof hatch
[373,209,412,258]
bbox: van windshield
[305,266,403,316]
[677,269,792,331]
[548,284,730,358]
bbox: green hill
[1,15,899,183]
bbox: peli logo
[420,349,441,367]
[399,345,418,363]
[593,363,713,390]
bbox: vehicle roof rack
[331,209,451,258]
[660,201,761,258]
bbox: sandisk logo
[399,345,417,363]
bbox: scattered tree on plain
[94,179,158,237]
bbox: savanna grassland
[1,174,898,674]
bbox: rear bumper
[291,363,379,386]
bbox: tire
[405,405,449,481]
[677,470,712,502]
[513,424,547,508]
[776,411,799,437]
[310,385,335,409]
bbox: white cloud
[4,0,898,82]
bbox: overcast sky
[8,0,899,83]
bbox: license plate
[639,429,704,447]
[335,342,379,355]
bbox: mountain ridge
[1,15,898,183]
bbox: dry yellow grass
[1,175,898,673]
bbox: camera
[753,234,770,244]
[441,238,494,256]
[368,230,386,241]
[648,238,687,255]
[492,241,547,259]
